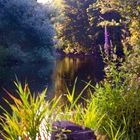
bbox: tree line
[0,0,139,63]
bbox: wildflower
[104,25,109,56]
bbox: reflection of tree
[52,57,83,100]
[0,62,54,100]
[51,56,103,104]
[0,62,54,118]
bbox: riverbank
[1,64,140,140]
[55,48,98,58]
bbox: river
[0,55,104,115]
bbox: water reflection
[52,57,83,99]
[52,56,104,102]
[0,56,104,114]
[0,56,104,139]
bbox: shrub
[0,0,54,63]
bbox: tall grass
[0,49,140,140]
[57,49,140,139]
[0,81,61,140]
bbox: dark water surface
[0,56,104,115]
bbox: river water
[0,56,104,115]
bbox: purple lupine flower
[104,25,109,55]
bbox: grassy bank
[0,48,140,140]
[0,65,140,140]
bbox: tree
[55,0,97,54]
[0,0,54,63]
[87,2,124,57]
[54,0,123,55]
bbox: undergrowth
[0,49,140,140]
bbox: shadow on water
[0,55,104,112]
[51,56,104,103]
[0,55,104,137]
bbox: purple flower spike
[104,26,109,56]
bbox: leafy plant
[60,47,140,139]
[0,81,61,140]
[86,48,140,139]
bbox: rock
[51,121,96,140]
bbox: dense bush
[85,1,140,136]
[0,0,54,63]
[96,0,140,99]
[89,56,140,139]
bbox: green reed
[0,81,61,140]
[0,56,140,140]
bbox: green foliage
[54,0,123,55]
[0,81,60,140]
[0,0,54,64]
[97,0,140,48]
[96,0,140,103]
[57,78,91,123]
[55,45,140,139]
[54,0,99,53]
